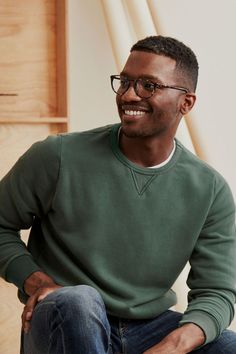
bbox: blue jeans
[21,285,236,354]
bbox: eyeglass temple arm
[156,83,189,93]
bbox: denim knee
[45,285,106,320]
[23,285,111,353]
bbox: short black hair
[131,36,199,92]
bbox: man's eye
[142,81,155,91]
[120,78,129,88]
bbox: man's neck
[119,131,175,168]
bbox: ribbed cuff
[5,255,41,292]
[179,310,219,345]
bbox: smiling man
[113,49,194,167]
[0,36,236,354]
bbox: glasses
[110,75,189,99]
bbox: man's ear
[180,93,196,115]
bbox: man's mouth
[124,110,146,116]
[121,105,150,118]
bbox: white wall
[67,0,118,132]
[154,0,236,199]
[68,0,236,199]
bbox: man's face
[116,51,189,139]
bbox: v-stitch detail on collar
[130,169,158,195]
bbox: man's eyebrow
[142,75,163,83]
[119,71,129,77]
[120,72,163,82]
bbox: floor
[0,278,23,354]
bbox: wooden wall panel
[0,124,59,178]
[0,0,57,119]
[0,1,67,353]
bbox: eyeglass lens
[112,77,153,99]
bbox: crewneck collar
[110,124,182,174]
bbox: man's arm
[22,271,62,333]
[0,136,61,291]
[179,176,236,344]
[143,323,205,354]
[24,271,59,296]
[144,175,236,353]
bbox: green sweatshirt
[0,124,235,344]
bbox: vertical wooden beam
[124,0,156,38]
[100,0,133,70]
[56,0,68,133]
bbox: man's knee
[66,284,104,304]
[28,285,105,338]
[56,284,103,304]
[22,285,109,353]
[43,285,105,319]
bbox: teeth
[124,110,146,116]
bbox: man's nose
[121,85,142,102]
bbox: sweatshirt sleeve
[179,175,236,344]
[0,135,61,292]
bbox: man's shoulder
[59,124,116,142]
[57,124,118,163]
[30,124,117,156]
[176,139,229,188]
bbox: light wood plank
[0,117,68,124]
[56,0,68,118]
[0,0,57,118]
[0,124,57,178]
[0,1,67,353]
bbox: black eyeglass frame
[110,75,189,99]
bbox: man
[0,36,236,353]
